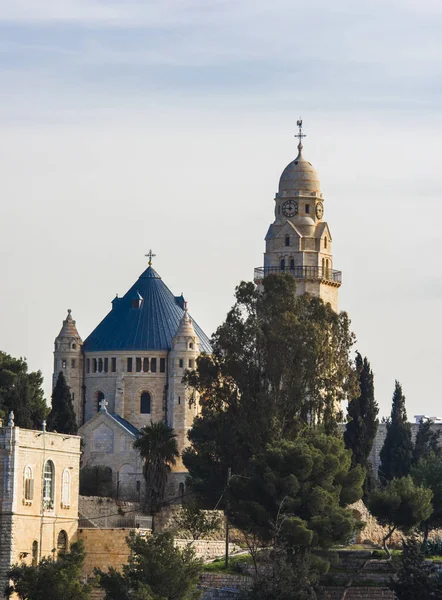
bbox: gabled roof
[83,266,212,353]
[110,413,140,437]
[315,221,332,240]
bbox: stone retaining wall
[175,539,240,560]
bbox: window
[96,391,105,412]
[188,359,194,368]
[151,358,157,373]
[280,259,286,271]
[71,359,76,368]
[127,358,133,372]
[43,460,54,509]
[57,530,68,554]
[24,466,34,502]
[178,396,181,405]
[289,258,295,270]
[136,357,142,372]
[87,358,90,374]
[305,204,310,214]
[189,342,194,349]
[143,358,149,372]
[179,482,185,498]
[62,359,67,369]
[93,358,97,373]
[111,357,117,372]
[140,392,151,414]
[72,343,76,350]
[179,359,184,368]
[104,358,108,373]
[32,541,38,567]
[324,237,328,249]
[72,392,75,404]
[98,358,103,373]
[61,470,70,507]
[160,358,166,373]
[285,235,290,247]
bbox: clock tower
[254,121,341,311]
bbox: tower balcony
[254,265,342,285]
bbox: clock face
[282,200,298,218]
[315,202,324,219]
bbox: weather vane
[295,118,306,145]
[145,249,156,266]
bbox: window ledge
[23,499,33,506]
[61,503,70,509]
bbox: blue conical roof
[83,266,211,353]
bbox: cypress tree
[47,372,77,435]
[413,418,440,464]
[378,381,413,483]
[344,352,379,496]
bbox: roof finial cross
[99,398,108,413]
[295,118,306,150]
[145,249,156,266]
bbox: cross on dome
[295,118,306,153]
[145,249,156,266]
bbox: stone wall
[78,528,136,575]
[79,495,143,528]
[175,539,241,560]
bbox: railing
[254,266,342,284]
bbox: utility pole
[225,467,231,570]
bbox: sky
[1,0,442,419]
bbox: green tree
[344,352,379,498]
[175,499,222,540]
[183,275,357,506]
[47,371,77,434]
[378,381,413,483]
[368,476,433,558]
[97,532,202,600]
[390,534,442,600]
[6,541,90,600]
[227,430,364,556]
[0,351,47,429]
[413,419,440,465]
[411,452,442,540]
[134,422,179,513]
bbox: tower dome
[278,143,321,195]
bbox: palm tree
[134,421,179,514]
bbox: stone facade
[0,421,81,592]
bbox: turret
[168,304,200,469]
[53,309,83,425]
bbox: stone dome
[279,144,321,195]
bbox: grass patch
[203,554,253,575]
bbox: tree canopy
[6,541,90,600]
[411,452,442,539]
[97,532,202,600]
[344,352,378,497]
[0,351,47,429]
[47,371,77,434]
[133,422,179,513]
[378,381,413,483]
[183,275,357,507]
[412,419,440,465]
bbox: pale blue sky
[1,0,442,419]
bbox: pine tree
[47,372,77,435]
[378,381,413,483]
[344,352,379,496]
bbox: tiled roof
[83,266,212,353]
[109,413,140,437]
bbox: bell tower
[53,309,84,425]
[254,121,341,311]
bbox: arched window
[140,392,151,414]
[96,391,105,412]
[280,259,286,271]
[285,235,290,247]
[32,541,38,567]
[43,460,54,509]
[61,469,70,507]
[289,258,295,270]
[57,530,68,554]
[24,466,34,502]
[72,343,76,350]
[324,237,328,249]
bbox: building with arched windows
[0,418,80,591]
[53,262,211,499]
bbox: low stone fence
[317,588,395,600]
[175,539,240,561]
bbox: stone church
[52,123,341,499]
[53,259,211,499]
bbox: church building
[53,257,211,499]
[255,121,341,311]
